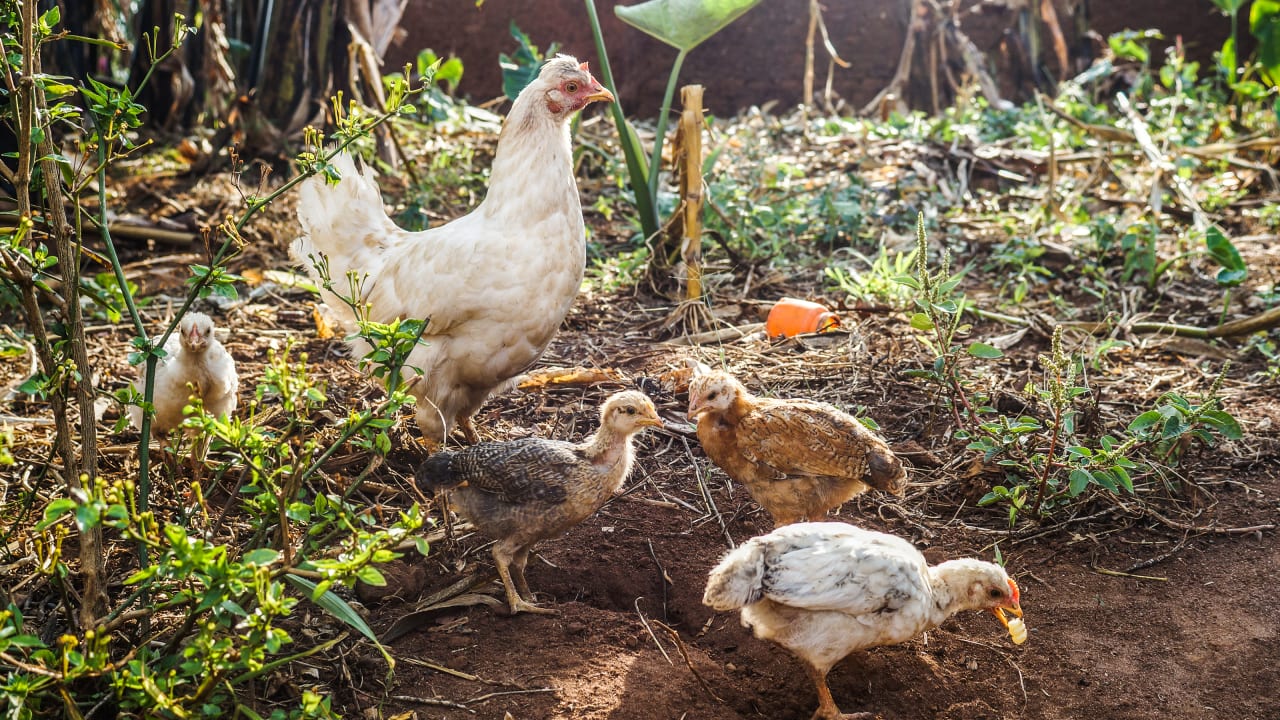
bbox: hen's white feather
[292,56,599,442]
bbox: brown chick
[686,369,906,528]
[415,390,663,615]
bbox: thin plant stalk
[647,48,688,203]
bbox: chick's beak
[686,401,704,422]
[991,578,1023,627]
[637,415,664,428]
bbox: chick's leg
[803,660,873,720]
[511,547,534,601]
[492,542,555,615]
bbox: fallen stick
[665,322,763,346]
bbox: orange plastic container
[765,298,841,338]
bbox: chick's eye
[707,391,718,400]
[989,588,1003,599]
[565,81,579,93]
[626,407,636,415]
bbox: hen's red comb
[579,62,590,72]
[1007,577,1021,604]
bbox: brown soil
[312,304,1280,720]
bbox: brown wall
[386,0,1232,117]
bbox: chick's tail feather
[415,451,464,493]
[292,152,396,296]
[702,539,767,611]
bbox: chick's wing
[737,401,873,480]
[452,438,583,505]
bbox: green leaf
[1204,227,1247,287]
[615,0,763,52]
[1112,465,1134,493]
[356,566,387,587]
[1068,469,1091,497]
[1199,409,1244,439]
[893,274,921,290]
[1251,0,1280,80]
[35,498,77,529]
[1221,35,1239,78]
[242,548,280,566]
[1127,410,1163,434]
[1091,470,1119,493]
[966,342,1004,359]
[909,312,935,331]
[286,575,394,670]
[499,22,559,100]
[39,5,60,29]
[1160,414,1188,440]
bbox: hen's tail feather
[415,451,464,493]
[702,539,767,611]
[292,152,394,302]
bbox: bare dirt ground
[329,302,1279,720]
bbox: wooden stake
[678,85,704,304]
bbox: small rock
[725,663,737,672]
[566,621,587,635]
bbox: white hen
[292,55,614,446]
[130,311,238,438]
[704,522,1023,720]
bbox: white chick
[129,312,238,439]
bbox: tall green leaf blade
[1251,0,1280,80]
[286,575,394,670]
[615,0,764,52]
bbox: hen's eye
[988,588,1003,599]
[565,81,579,93]
[707,391,718,400]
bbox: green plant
[825,244,917,309]
[971,327,1139,523]
[894,213,1001,425]
[409,47,464,122]
[499,22,559,100]
[0,6,432,716]
[974,344,1242,524]
[583,0,763,242]
[1127,365,1243,465]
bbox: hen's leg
[457,415,480,444]
[804,661,873,720]
[492,543,555,615]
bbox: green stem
[583,0,659,239]
[229,632,348,685]
[647,48,688,204]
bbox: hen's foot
[811,712,875,720]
